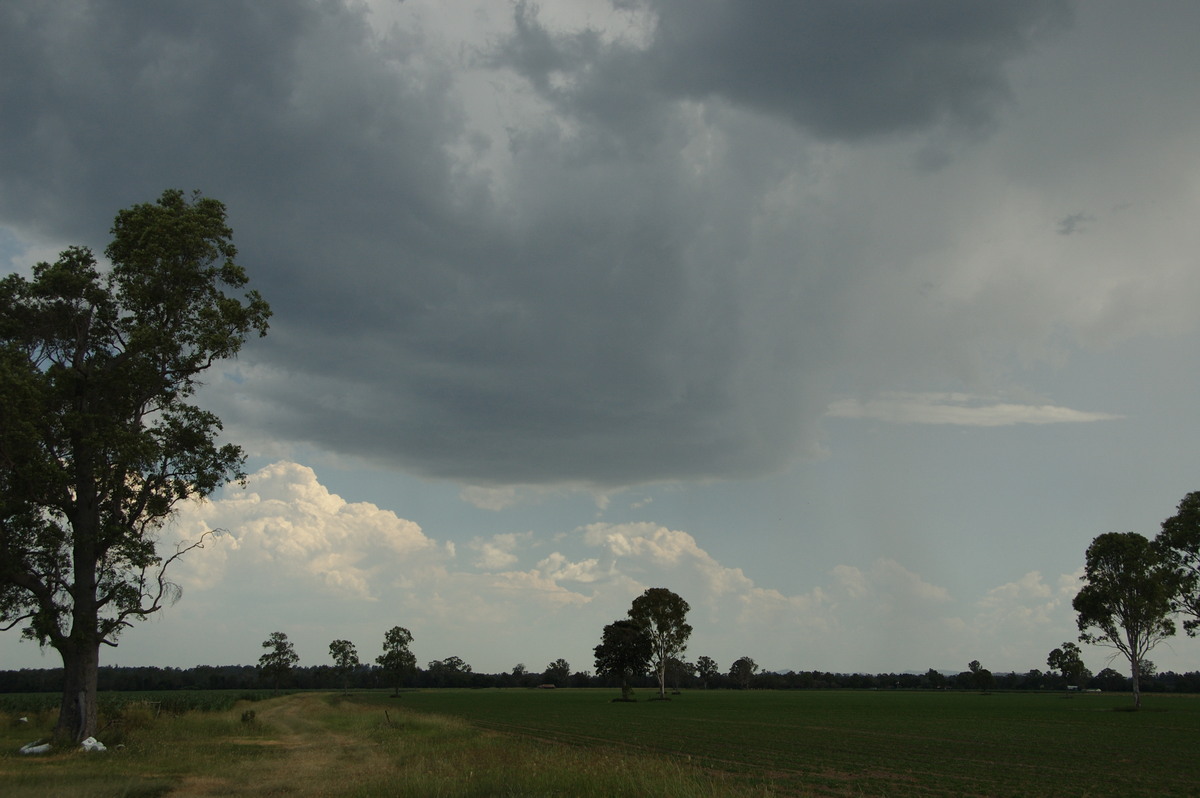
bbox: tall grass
[0,689,277,716]
[1,696,276,798]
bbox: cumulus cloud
[161,462,602,663]
[485,569,592,606]
[536,552,605,584]
[170,484,989,670]
[574,523,958,665]
[469,531,534,570]
[960,570,1083,667]
[167,461,443,601]
[832,559,951,605]
[576,521,833,656]
[581,521,771,604]
[86,463,1093,671]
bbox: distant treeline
[4,664,1200,694]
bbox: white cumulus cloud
[167,461,440,601]
[143,465,1107,674]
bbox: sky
[4,0,1200,678]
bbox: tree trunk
[54,640,100,742]
[57,464,102,743]
[1130,656,1141,710]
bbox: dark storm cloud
[1056,212,1094,235]
[0,0,1070,487]
[497,0,1072,141]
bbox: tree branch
[0,610,37,633]
[106,528,217,636]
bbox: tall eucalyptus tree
[0,190,270,741]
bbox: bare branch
[0,611,36,633]
[112,528,218,627]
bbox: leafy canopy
[259,631,300,685]
[1074,532,1175,652]
[594,619,653,686]
[329,639,359,691]
[1046,641,1088,686]
[377,626,416,674]
[0,189,270,651]
[1157,491,1200,635]
[543,658,571,685]
[377,626,416,694]
[329,639,359,671]
[628,587,692,698]
[1073,531,1175,707]
[730,655,759,688]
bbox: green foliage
[967,659,994,691]
[696,655,719,688]
[729,656,759,689]
[376,625,416,693]
[628,587,692,699]
[258,631,299,690]
[1047,641,1089,687]
[594,618,653,700]
[543,657,571,686]
[0,190,270,741]
[1074,531,1175,708]
[665,657,693,692]
[1157,491,1200,635]
[425,655,472,688]
[328,639,359,692]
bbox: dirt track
[167,694,387,797]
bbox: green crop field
[361,688,1200,796]
[3,688,1198,796]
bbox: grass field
[373,688,1200,797]
[2,688,1197,796]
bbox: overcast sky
[5,0,1200,678]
